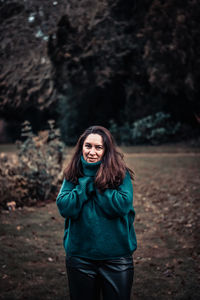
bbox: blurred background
[0,0,199,145]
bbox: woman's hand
[57,177,94,219]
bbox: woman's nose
[90,147,96,155]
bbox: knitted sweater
[56,156,137,260]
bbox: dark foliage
[109,112,195,145]
[0,0,68,138]
[0,0,199,144]
[48,0,200,143]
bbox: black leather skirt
[66,255,134,300]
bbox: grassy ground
[0,145,200,299]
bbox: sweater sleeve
[95,171,134,218]
[56,177,92,219]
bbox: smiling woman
[82,133,105,163]
[56,125,137,300]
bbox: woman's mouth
[87,157,97,161]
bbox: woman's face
[82,133,105,163]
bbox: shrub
[0,120,65,210]
[109,112,182,145]
[131,112,181,144]
[109,120,132,145]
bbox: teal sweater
[56,156,137,260]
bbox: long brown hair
[64,125,134,191]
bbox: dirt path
[0,150,200,299]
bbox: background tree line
[0,0,199,145]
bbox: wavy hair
[64,125,134,191]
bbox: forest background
[0,0,200,299]
[0,0,199,145]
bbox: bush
[109,112,182,145]
[0,120,65,210]
[131,112,181,145]
[109,120,132,145]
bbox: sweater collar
[81,155,101,176]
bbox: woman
[56,125,137,300]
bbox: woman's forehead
[84,133,103,145]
